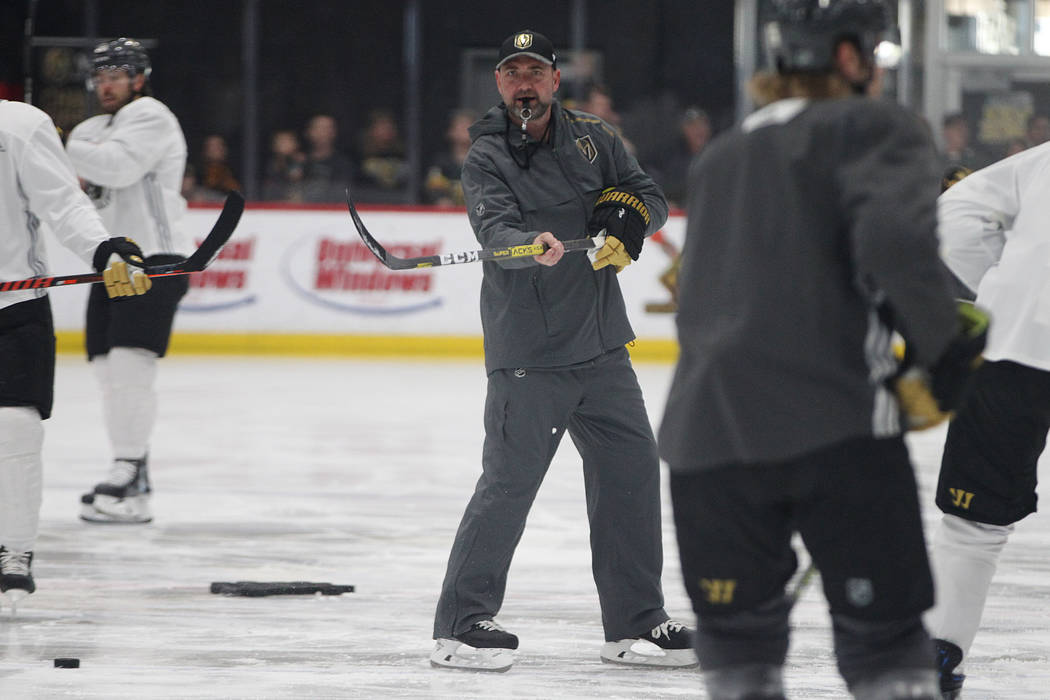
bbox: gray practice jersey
[659,96,959,471]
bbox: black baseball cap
[496,30,557,69]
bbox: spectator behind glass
[578,83,635,155]
[197,134,240,200]
[1004,137,1027,158]
[423,108,477,207]
[655,107,712,209]
[262,129,305,202]
[993,114,1048,162]
[180,162,203,202]
[1026,113,1050,148]
[354,109,409,203]
[940,113,982,170]
[302,114,354,203]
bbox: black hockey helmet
[91,37,151,79]
[762,0,896,73]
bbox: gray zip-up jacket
[463,101,667,372]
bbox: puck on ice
[54,658,80,668]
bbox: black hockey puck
[54,658,80,668]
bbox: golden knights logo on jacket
[575,135,598,163]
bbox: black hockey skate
[80,456,152,523]
[935,638,964,699]
[430,619,519,672]
[600,619,699,668]
[0,547,35,613]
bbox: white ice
[1,356,1048,698]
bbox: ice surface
[1,356,1047,698]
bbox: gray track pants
[433,347,668,641]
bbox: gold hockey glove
[894,301,989,430]
[589,234,631,272]
[93,237,152,298]
[894,367,949,431]
[587,187,649,272]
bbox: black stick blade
[346,189,414,270]
[0,191,246,291]
[177,191,245,272]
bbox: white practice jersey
[938,140,1050,372]
[0,99,110,311]
[66,95,191,258]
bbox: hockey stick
[788,561,818,606]
[346,189,603,270]
[0,191,245,293]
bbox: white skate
[430,638,515,672]
[0,548,35,616]
[80,457,152,523]
[600,620,699,668]
[430,619,518,672]
[80,492,152,523]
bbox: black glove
[586,187,650,271]
[92,237,152,298]
[930,301,989,412]
[93,236,146,272]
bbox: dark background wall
[2,0,734,200]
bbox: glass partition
[945,0,1031,54]
[1035,0,1050,53]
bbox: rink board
[44,204,684,359]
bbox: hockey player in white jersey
[926,141,1050,699]
[0,99,150,610]
[67,38,194,524]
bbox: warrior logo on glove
[586,187,650,272]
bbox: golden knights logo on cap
[498,29,556,68]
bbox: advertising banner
[44,205,684,343]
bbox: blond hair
[748,71,853,107]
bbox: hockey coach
[430,29,695,672]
